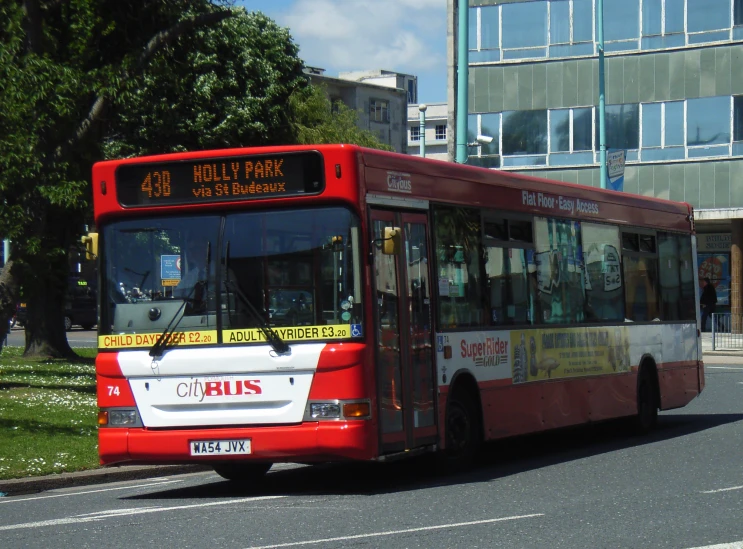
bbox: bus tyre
[213,462,272,483]
[440,389,481,472]
[636,368,659,433]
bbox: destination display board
[115,151,325,207]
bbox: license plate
[190,439,251,456]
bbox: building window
[370,99,389,123]
[435,125,447,140]
[737,0,743,26]
[687,96,730,157]
[598,104,639,151]
[734,96,743,142]
[640,101,684,161]
[410,126,420,142]
[549,107,592,153]
[502,110,548,166]
[501,1,548,59]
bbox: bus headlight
[99,408,141,427]
[305,400,372,421]
[310,403,341,419]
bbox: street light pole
[419,103,428,158]
[455,0,469,163]
[598,0,607,189]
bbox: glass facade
[470,0,743,59]
[466,0,743,210]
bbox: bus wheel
[636,367,659,433]
[213,462,272,483]
[441,389,481,472]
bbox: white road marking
[242,513,545,549]
[0,479,181,504]
[702,485,743,494]
[705,366,743,370]
[0,495,285,531]
[684,542,743,549]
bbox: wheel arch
[446,369,484,436]
[637,354,660,407]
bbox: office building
[450,0,743,314]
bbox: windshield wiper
[225,241,289,355]
[148,293,191,358]
[149,242,210,358]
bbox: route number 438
[107,386,121,396]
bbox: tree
[0,0,234,357]
[290,84,393,150]
[103,9,308,157]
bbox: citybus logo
[460,337,509,367]
[176,379,262,402]
[387,171,412,193]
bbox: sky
[239,0,448,104]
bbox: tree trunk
[22,209,78,359]
[0,260,23,354]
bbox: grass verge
[0,347,98,480]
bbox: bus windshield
[101,206,363,340]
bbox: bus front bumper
[99,420,376,466]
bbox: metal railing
[711,313,743,350]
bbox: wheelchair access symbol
[351,324,363,337]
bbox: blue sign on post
[160,255,181,286]
[607,150,625,192]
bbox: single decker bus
[91,144,704,481]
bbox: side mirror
[383,227,402,255]
[81,233,98,260]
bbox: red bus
[92,144,704,481]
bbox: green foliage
[290,84,394,150]
[104,9,308,157]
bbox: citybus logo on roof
[387,171,412,193]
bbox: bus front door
[371,209,437,455]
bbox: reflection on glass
[534,217,585,324]
[485,247,533,325]
[550,1,570,44]
[687,0,730,32]
[582,223,624,322]
[604,0,639,41]
[573,107,592,151]
[482,5,499,49]
[624,256,659,321]
[735,96,743,141]
[503,110,548,155]
[687,96,731,146]
[550,109,571,152]
[481,112,501,156]
[373,219,403,434]
[573,0,593,42]
[666,0,685,33]
[434,206,485,328]
[642,103,662,148]
[102,216,221,336]
[600,104,639,150]
[502,1,548,49]
[405,222,435,429]
[665,101,684,146]
[642,0,661,36]
[468,7,477,50]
